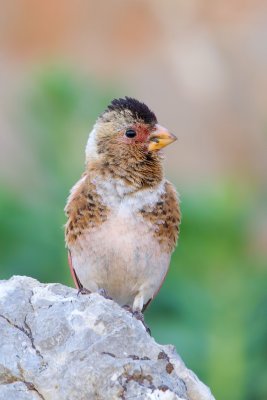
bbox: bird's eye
[125,129,137,138]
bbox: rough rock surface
[0,276,215,400]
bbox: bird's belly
[70,213,170,306]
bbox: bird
[65,97,180,321]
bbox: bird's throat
[87,152,163,192]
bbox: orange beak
[148,124,177,151]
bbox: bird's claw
[122,304,133,313]
[97,288,112,300]
[122,306,151,335]
[133,310,151,335]
[77,287,91,296]
[77,287,112,299]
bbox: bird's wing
[140,180,180,254]
[140,180,181,311]
[64,174,109,287]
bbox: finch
[65,97,180,315]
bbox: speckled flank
[139,182,180,253]
[65,175,109,246]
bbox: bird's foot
[122,304,133,313]
[97,288,112,300]
[133,310,151,336]
[77,287,91,296]
[122,305,151,336]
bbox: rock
[0,276,215,400]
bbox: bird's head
[86,97,177,188]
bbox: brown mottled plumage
[65,175,109,246]
[139,181,180,253]
[65,97,180,313]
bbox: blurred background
[0,1,267,399]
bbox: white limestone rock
[0,276,215,400]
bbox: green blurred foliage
[0,68,266,400]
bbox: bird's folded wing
[139,181,181,254]
[64,174,109,245]
[64,174,109,286]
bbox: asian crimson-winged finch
[65,97,180,316]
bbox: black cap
[103,97,157,125]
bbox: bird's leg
[124,293,151,335]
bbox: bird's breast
[71,209,170,306]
